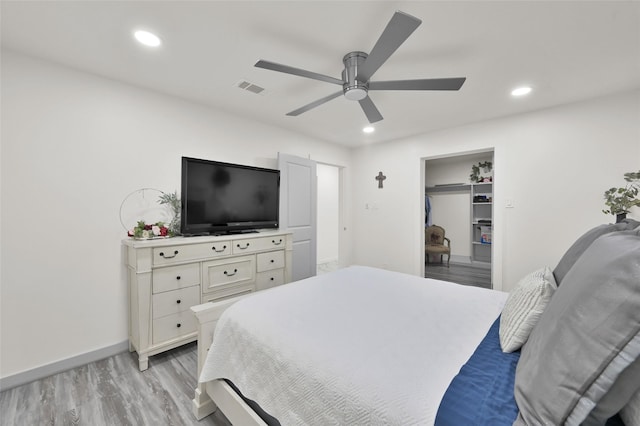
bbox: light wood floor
[425,261,492,289]
[1,265,490,425]
[0,342,231,426]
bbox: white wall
[316,164,340,264]
[0,50,352,378]
[352,90,640,291]
[2,48,639,380]
[425,153,493,187]
[427,192,471,258]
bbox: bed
[190,220,640,426]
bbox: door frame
[420,148,501,290]
[316,161,345,271]
[278,154,347,278]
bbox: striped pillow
[499,267,557,353]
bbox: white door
[278,153,317,281]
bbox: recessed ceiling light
[363,126,375,134]
[134,30,161,47]
[511,86,532,97]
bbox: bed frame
[190,296,268,425]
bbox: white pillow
[621,387,640,426]
[499,266,557,353]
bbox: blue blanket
[435,316,520,426]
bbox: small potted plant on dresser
[158,190,181,236]
[602,170,640,223]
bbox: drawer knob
[176,276,181,280]
[159,250,179,259]
[237,243,250,250]
[270,259,275,263]
[272,239,283,245]
[176,323,181,328]
[270,277,274,281]
[224,268,238,277]
[212,245,227,253]
[176,299,181,304]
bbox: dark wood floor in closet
[0,342,231,426]
[425,262,492,289]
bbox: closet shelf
[425,184,470,193]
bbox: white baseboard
[0,340,129,392]
[450,255,472,264]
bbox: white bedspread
[199,265,507,425]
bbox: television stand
[123,230,293,371]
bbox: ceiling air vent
[236,80,265,95]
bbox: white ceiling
[2,1,639,147]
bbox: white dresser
[123,230,293,370]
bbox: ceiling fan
[254,11,466,124]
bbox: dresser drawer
[202,256,255,294]
[153,241,231,266]
[232,236,287,255]
[152,311,197,344]
[202,285,254,304]
[256,250,285,272]
[256,269,285,291]
[152,264,200,294]
[152,285,200,319]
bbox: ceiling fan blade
[369,77,466,91]
[358,96,384,123]
[255,60,344,85]
[286,90,343,116]
[356,11,421,82]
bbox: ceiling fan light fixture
[344,86,368,101]
[134,30,162,47]
[511,86,532,97]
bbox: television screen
[181,157,280,235]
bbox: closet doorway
[317,163,341,274]
[423,151,494,289]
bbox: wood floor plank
[0,343,230,425]
[425,262,492,289]
[0,269,490,426]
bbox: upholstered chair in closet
[425,225,451,267]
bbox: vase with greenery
[602,170,640,222]
[158,191,181,235]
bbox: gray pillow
[582,357,640,425]
[514,229,640,425]
[621,386,640,426]
[552,219,640,285]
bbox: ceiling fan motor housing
[342,51,369,101]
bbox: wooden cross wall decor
[375,171,386,189]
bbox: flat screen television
[180,157,280,236]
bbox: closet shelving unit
[471,182,493,265]
[425,181,493,266]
